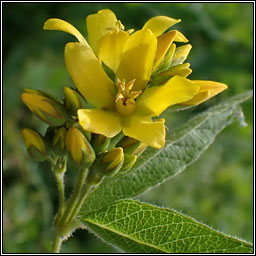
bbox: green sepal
[80,144,96,169]
[102,62,115,82]
[108,132,124,150]
[52,127,68,156]
[150,74,171,87]
[117,137,141,155]
[91,134,111,154]
[40,99,70,127]
[86,158,105,186]
[28,146,47,162]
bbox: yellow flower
[72,37,199,148]
[43,9,227,148]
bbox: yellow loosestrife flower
[44,9,228,149]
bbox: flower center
[115,78,141,116]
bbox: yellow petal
[142,16,181,37]
[98,30,129,73]
[43,18,88,46]
[174,30,189,42]
[86,9,118,53]
[65,42,115,109]
[153,30,177,72]
[123,116,165,148]
[153,30,189,72]
[78,109,122,138]
[182,80,228,105]
[116,29,157,91]
[172,44,192,66]
[136,76,200,116]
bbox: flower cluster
[21,9,227,180]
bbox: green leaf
[82,199,253,253]
[81,90,252,215]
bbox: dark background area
[3,2,253,253]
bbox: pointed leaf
[82,199,253,253]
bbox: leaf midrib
[84,220,168,253]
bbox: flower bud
[91,134,111,154]
[52,127,67,155]
[65,127,95,168]
[21,91,69,126]
[23,89,62,103]
[119,154,137,174]
[101,147,124,176]
[161,43,176,69]
[73,122,91,142]
[160,63,192,78]
[63,87,87,116]
[150,63,192,87]
[118,137,147,156]
[21,128,47,161]
[132,142,148,156]
[171,44,192,67]
[87,171,104,186]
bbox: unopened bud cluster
[21,87,146,183]
[150,31,192,87]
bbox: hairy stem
[58,168,88,225]
[52,234,63,253]
[53,157,67,224]
[55,173,65,220]
[67,182,94,223]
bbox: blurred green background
[3,2,253,253]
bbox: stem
[54,172,65,223]
[50,167,96,253]
[53,157,67,224]
[52,234,63,253]
[67,182,93,223]
[59,168,88,225]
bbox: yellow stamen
[117,20,124,31]
[106,20,125,32]
[115,79,142,116]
